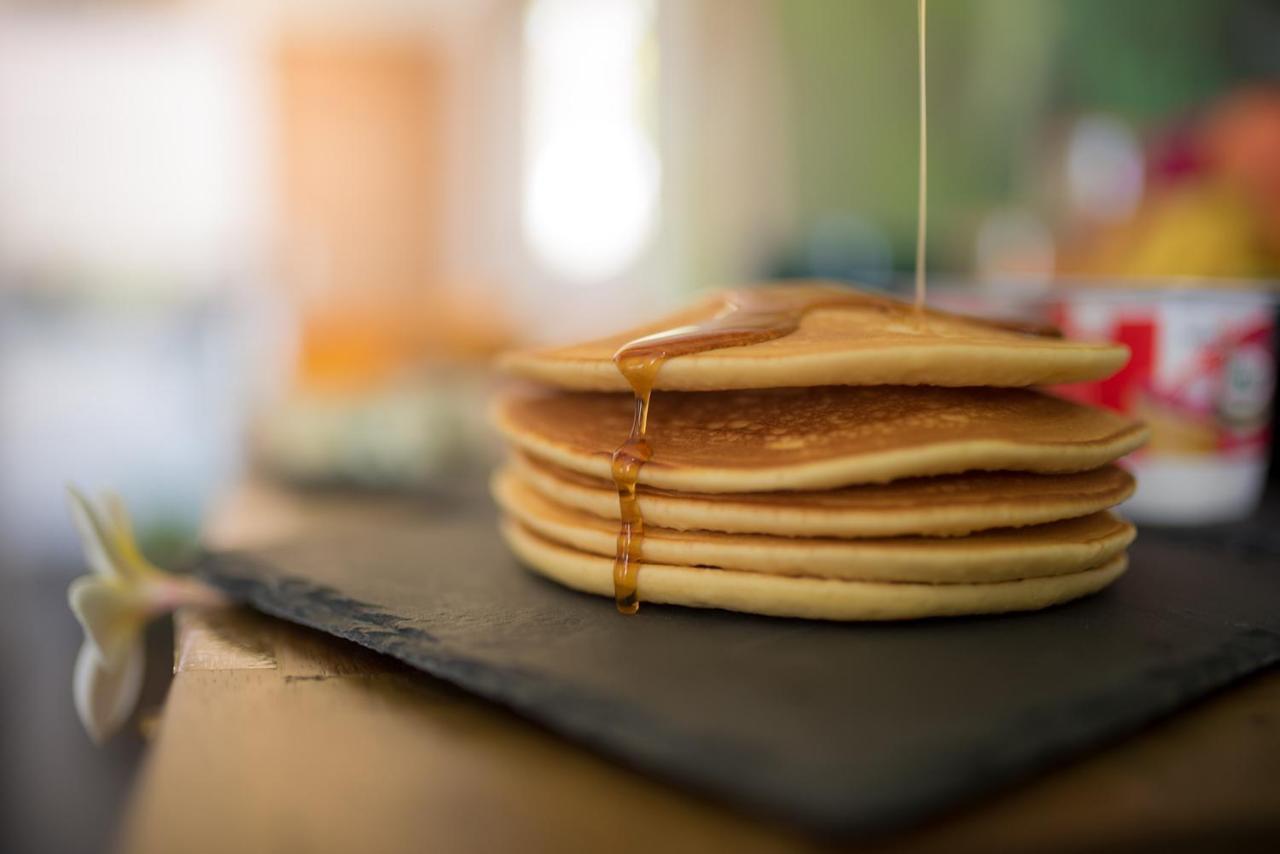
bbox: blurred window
[521,0,659,283]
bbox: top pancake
[498,283,1128,391]
[494,385,1150,492]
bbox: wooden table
[120,482,1280,853]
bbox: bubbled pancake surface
[498,284,1128,392]
[494,386,1150,492]
[501,519,1129,621]
[493,468,1135,583]
[508,454,1136,537]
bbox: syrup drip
[609,354,657,615]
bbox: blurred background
[0,1,1278,850]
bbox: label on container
[1052,297,1275,458]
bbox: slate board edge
[197,551,1280,839]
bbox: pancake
[494,386,1150,492]
[502,520,1128,621]
[509,453,1136,537]
[498,284,1128,392]
[493,468,1135,583]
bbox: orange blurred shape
[274,34,518,392]
[297,290,512,392]
[276,34,444,301]
[1204,85,1280,255]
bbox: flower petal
[103,492,161,580]
[66,489,228,745]
[66,485,123,580]
[68,575,146,667]
[73,637,145,744]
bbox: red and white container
[1050,283,1276,524]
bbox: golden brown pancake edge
[494,386,1150,492]
[493,467,1136,583]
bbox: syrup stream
[914,0,928,313]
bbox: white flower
[66,487,226,743]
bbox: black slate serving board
[197,498,1280,837]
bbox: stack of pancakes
[492,284,1149,621]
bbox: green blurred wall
[772,0,1258,273]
